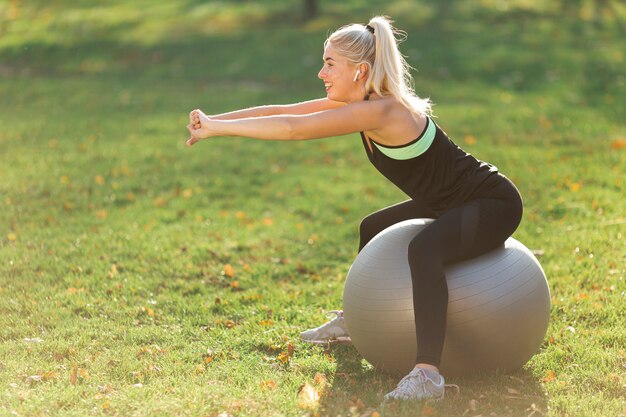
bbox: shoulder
[361,95,429,144]
[365,94,410,115]
[346,95,401,119]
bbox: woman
[186,16,523,401]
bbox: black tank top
[360,112,505,215]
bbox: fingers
[186,123,201,147]
[186,109,205,147]
[189,109,201,129]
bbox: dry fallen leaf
[469,398,478,411]
[313,373,327,387]
[260,380,277,390]
[464,135,476,145]
[275,341,295,365]
[153,197,168,207]
[610,138,626,150]
[223,264,235,278]
[277,351,291,364]
[42,371,57,381]
[349,397,366,413]
[421,404,437,416]
[297,382,320,410]
[542,370,557,383]
[569,182,581,192]
[70,364,78,385]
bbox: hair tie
[365,24,375,34]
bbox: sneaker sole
[303,336,352,345]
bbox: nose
[318,66,326,79]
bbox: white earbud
[353,69,361,82]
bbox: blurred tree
[434,0,454,21]
[304,0,318,19]
[560,0,625,31]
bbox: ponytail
[326,16,432,116]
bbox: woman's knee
[359,214,384,244]
[407,232,440,264]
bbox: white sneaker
[300,310,351,344]
[384,367,446,401]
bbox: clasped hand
[186,109,214,146]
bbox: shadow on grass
[317,344,548,417]
[2,3,624,108]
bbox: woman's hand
[186,109,216,146]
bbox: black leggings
[358,178,523,368]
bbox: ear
[354,63,368,82]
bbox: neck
[343,83,367,103]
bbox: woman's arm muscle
[201,99,389,141]
[210,98,345,120]
[288,100,388,140]
[274,98,346,115]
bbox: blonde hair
[326,16,432,116]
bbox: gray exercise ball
[342,218,550,377]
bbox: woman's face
[318,43,361,103]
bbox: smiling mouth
[324,82,333,91]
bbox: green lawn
[1,1,625,416]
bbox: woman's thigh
[359,199,437,250]
[411,197,522,264]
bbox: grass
[1,1,625,416]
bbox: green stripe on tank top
[373,117,436,160]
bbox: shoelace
[324,310,343,322]
[394,369,460,397]
[400,368,429,392]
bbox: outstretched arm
[186,99,389,146]
[208,98,345,120]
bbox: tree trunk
[304,0,317,19]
